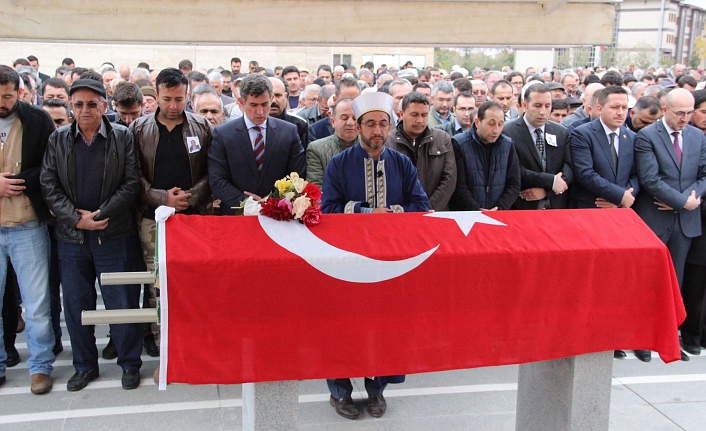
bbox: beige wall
[3,42,436,76]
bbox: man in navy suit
[503,83,573,209]
[570,86,639,210]
[634,88,706,362]
[208,74,306,215]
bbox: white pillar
[515,351,613,431]
[242,381,299,431]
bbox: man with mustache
[320,92,428,419]
[503,83,573,209]
[268,77,308,149]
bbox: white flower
[284,191,296,202]
[243,197,262,216]
[292,196,311,219]
[291,177,306,193]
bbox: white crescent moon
[258,215,439,283]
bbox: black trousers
[681,262,706,345]
[2,263,19,350]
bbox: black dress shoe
[4,346,20,367]
[102,338,117,360]
[53,338,63,355]
[143,335,159,357]
[681,342,701,356]
[0,375,5,387]
[67,369,99,391]
[367,394,387,418]
[681,350,690,361]
[613,350,627,359]
[122,369,141,390]
[634,350,652,362]
[330,395,360,419]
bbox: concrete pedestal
[515,351,613,431]
[242,381,298,431]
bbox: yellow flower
[275,179,293,196]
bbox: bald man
[634,88,706,362]
[561,83,604,128]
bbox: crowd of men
[2,54,706,421]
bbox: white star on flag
[424,211,506,236]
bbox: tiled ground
[2,293,705,431]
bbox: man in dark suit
[569,86,639,360]
[634,88,706,362]
[503,84,573,209]
[208,74,306,215]
[570,86,639,210]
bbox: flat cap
[70,79,107,99]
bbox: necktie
[534,128,546,170]
[609,132,618,167]
[253,126,264,172]
[672,131,682,165]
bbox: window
[332,54,352,67]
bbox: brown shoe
[330,395,360,419]
[30,373,52,395]
[367,394,387,418]
[153,365,160,384]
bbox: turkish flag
[160,209,684,385]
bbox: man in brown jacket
[386,91,456,211]
[129,68,212,381]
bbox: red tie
[672,132,682,165]
[253,126,264,172]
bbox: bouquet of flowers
[235,172,323,226]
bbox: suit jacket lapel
[236,119,260,178]
[517,120,543,169]
[656,121,681,170]
[592,121,616,176]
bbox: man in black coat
[503,84,573,209]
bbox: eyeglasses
[667,107,695,118]
[73,101,102,110]
[306,98,318,103]
[472,90,487,96]
[362,120,390,130]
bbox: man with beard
[268,77,308,148]
[625,96,662,133]
[0,65,56,394]
[321,92,428,419]
[306,98,358,188]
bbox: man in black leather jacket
[40,78,144,392]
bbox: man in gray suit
[634,88,706,362]
[208,74,306,215]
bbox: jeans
[0,220,55,377]
[59,232,143,372]
[327,377,392,399]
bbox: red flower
[301,206,322,227]
[260,197,293,221]
[302,183,322,203]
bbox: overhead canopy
[0,0,619,47]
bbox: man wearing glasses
[634,88,706,361]
[41,78,144,391]
[321,92,428,419]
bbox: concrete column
[515,351,613,431]
[242,381,298,431]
